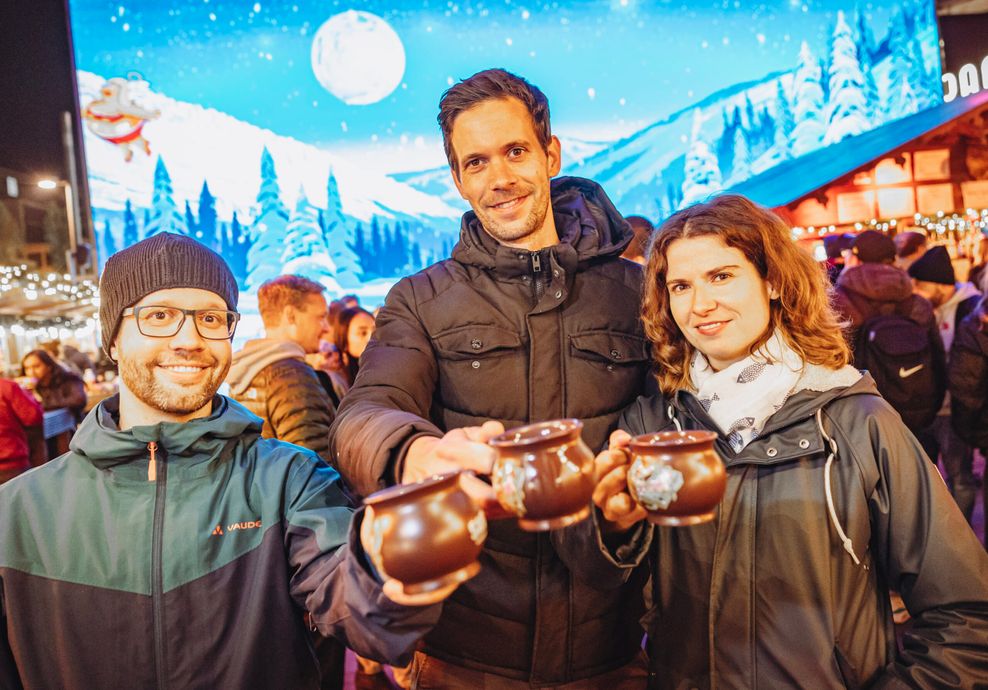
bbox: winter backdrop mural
[67,0,942,299]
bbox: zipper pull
[531,252,542,273]
[148,441,158,482]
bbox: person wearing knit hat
[908,243,982,526]
[894,231,928,271]
[0,233,447,688]
[848,230,896,266]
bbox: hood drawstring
[667,405,683,432]
[816,409,864,568]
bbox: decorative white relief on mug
[630,462,685,510]
[492,460,527,516]
[467,511,488,545]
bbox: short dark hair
[257,275,325,328]
[438,68,551,175]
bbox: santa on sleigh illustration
[82,76,160,162]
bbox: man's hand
[592,430,647,533]
[403,421,505,513]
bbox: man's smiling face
[449,96,561,250]
[113,287,232,422]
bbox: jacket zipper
[531,251,545,302]
[149,441,169,690]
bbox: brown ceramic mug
[626,430,726,526]
[488,419,596,531]
[362,472,487,606]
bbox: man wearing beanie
[909,245,982,523]
[0,233,443,689]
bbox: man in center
[330,69,651,687]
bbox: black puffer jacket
[949,305,988,450]
[607,374,988,689]
[330,177,651,684]
[227,339,336,463]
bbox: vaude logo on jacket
[210,520,262,536]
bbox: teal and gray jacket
[0,395,440,689]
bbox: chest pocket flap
[434,325,523,360]
[570,331,649,364]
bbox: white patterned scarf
[690,330,805,453]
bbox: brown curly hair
[642,194,850,395]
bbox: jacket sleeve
[329,277,444,497]
[266,359,336,464]
[949,313,988,451]
[553,396,657,589]
[8,384,43,428]
[850,402,988,687]
[284,453,442,665]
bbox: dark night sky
[0,0,81,181]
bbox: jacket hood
[69,394,262,467]
[451,176,632,271]
[835,263,914,303]
[227,338,306,395]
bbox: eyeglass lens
[136,307,237,339]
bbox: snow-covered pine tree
[143,157,188,237]
[282,186,340,292]
[681,110,723,206]
[228,212,250,289]
[184,201,197,239]
[246,146,290,291]
[728,124,752,184]
[197,181,218,252]
[100,219,117,269]
[322,168,361,287]
[885,8,923,118]
[824,11,871,145]
[774,79,795,161]
[791,41,827,156]
[122,199,139,247]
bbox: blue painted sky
[68,0,906,147]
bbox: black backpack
[854,309,945,433]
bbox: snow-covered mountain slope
[78,70,463,224]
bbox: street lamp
[37,178,83,279]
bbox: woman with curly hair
[588,195,988,687]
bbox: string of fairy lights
[791,208,988,241]
[0,265,99,339]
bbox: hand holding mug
[402,422,505,515]
[592,430,648,533]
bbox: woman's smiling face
[664,234,775,372]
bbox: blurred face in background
[22,355,52,384]
[346,311,376,360]
[291,293,330,354]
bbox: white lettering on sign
[942,56,988,102]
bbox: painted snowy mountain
[563,14,941,219]
[77,70,463,226]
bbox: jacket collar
[450,176,632,279]
[670,374,880,465]
[69,394,263,472]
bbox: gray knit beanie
[99,232,239,356]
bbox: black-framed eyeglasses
[122,305,240,340]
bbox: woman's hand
[593,430,647,533]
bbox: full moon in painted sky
[311,10,406,106]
